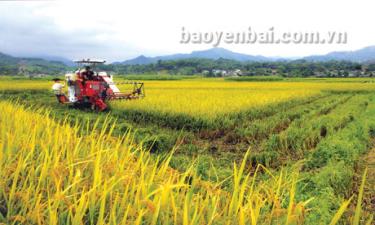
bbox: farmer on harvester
[81,66,95,80]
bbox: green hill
[0,52,68,76]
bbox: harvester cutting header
[52,59,144,111]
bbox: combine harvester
[53,59,144,111]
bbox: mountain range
[114,48,273,65]
[116,46,375,65]
[1,46,375,71]
[303,46,375,62]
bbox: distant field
[114,80,319,119]
[115,79,375,118]
[0,79,49,90]
[111,79,375,131]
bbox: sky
[0,0,374,62]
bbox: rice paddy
[113,80,375,119]
[0,77,374,224]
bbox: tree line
[102,58,375,77]
[1,56,375,77]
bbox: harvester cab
[53,59,145,111]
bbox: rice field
[0,101,321,224]
[0,77,374,224]
[113,79,375,119]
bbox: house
[212,69,227,77]
[210,69,242,77]
[201,70,210,76]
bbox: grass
[294,95,375,224]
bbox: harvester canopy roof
[74,59,106,64]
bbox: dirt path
[362,146,375,214]
[352,140,375,220]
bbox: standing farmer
[52,78,67,103]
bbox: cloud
[0,0,374,61]
[0,2,140,62]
